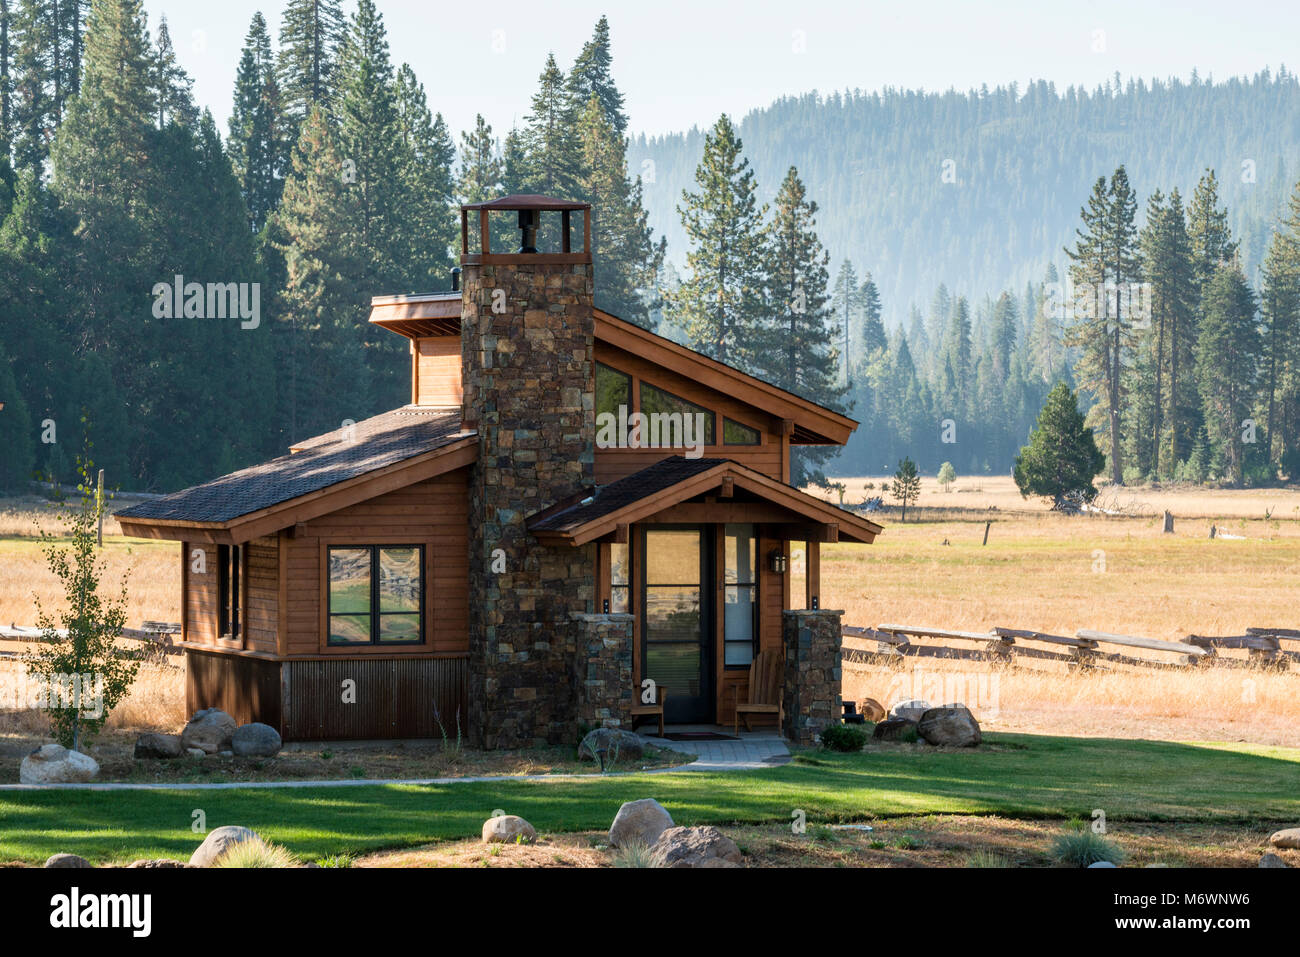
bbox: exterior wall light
[769,549,787,574]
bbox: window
[610,542,630,613]
[328,546,424,646]
[723,524,758,667]
[723,417,761,445]
[596,363,631,419]
[639,382,716,445]
[217,544,241,640]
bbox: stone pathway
[637,727,790,771]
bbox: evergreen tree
[829,258,858,381]
[456,113,501,205]
[394,62,455,289]
[1064,166,1141,484]
[228,12,285,233]
[891,456,921,521]
[1195,263,1260,484]
[150,15,196,128]
[1260,179,1300,474]
[519,52,579,199]
[1013,381,1105,505]
[859,271,886,358]
[277,0,343,125]
[567,15,625,137]
[1,0,12,151]
[669,114,767,368]
[0,337,34,488]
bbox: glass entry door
[642,527,711,724]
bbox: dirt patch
[356,816,1298,868]
[0,728,693,784]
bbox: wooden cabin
[116,194,880,746]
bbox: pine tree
[519,52,580,199]
[1013,381,1105,505]
[990,291,1018,380]
[1064,166,1141,485]
[669,114,767,368]
[1195,263,1260,484]
[150,15,196,128]
[829,258,858,380]
[859,271,886,358]
[228,12,285,233]
[394,62,455,289]
[456,113,502,205]
[891,456,921,521]
[277,0,343,125]
[1260,179,1300,473]
[574,93,663,327]
[0,0,12,151]
[567,16,625,137]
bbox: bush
[1051,824,1126,868]
[211,838,299,868]
[819,723,868,752]
[965,849,1013,868]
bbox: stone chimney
[459,195,596,748]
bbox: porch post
[781,608,843,745]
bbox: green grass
[2,732,1297,864]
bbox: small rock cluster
[136,708,282,761]
[871,699,982,748]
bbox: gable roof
[528,456,882,546]
[116,408,476,544]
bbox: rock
[481,815,537,844]
[134,732,183,760]
[578,727,644,763]
[189,825,260,867]
[889,699,932,723]
[185,748,206,759]
[232,722,282,758]
[872,718,918,741]
[217,751,234,758]
[653,826,743,868]
[860,697,886,722]
[1259,853,1288,868]
[44,854,91,868]
[181,708,236,755]
[608,798,674,848]
[917,706,982,747]
[1088,861,1118,868]
[1269,827,1300,849]
[19,744,100,784]
[128,859,188,868]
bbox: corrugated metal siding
[282,656,467,740]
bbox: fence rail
[0,623,184,660]
[844,622,1299,671]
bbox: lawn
[3,732,1297,864]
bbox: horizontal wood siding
[186,649,282,729]
[595,342,785,483]
[415,336,463,407]
[283,469,470,657]
[244,537,278,655]
[185,543,219,646]
[281,656,467,740]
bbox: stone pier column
[782,609,844,745]
[572,613,634,730]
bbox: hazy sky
[150,0,1298,139]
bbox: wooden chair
[732,650,784,734]
[629,688,669,736]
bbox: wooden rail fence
[843,622,1298,671]
[0,622,183,661]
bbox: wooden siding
[184,543,219,647]
[187,648,282,729]
[281,469,470,657]
[244,537,278,655]
[595,342,787,484]
[415,336,463,407]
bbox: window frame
[638,380,717,446]
[326,544,426,647]
[217,544,242,641]
[722,524,759,669]
[722,417,762,446]
[596,362,632,420]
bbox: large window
[639,382,716,445]
[723,524,758,667]
[723,417,761,445]
[596,363,631,419]
[217,544,242,640]
[328,546,424,646]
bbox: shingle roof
[116,408,471,525]
[529,457,728,534]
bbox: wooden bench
[732,650,784,734]
[629,688,669,736]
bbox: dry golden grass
[0,659,185,737]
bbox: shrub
[965,849,1013,868]
[315,854,355,868]
[211,838,299,868]
[611,841,665,868]
[819,723,868,752]
[1051,824,1126,868]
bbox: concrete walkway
[0,729,791,791]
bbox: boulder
[889,699,932,723]
[653,826,743,868]
[185,748,206,759]
[917,706,982,747]
[134,732,184,760]
[481,815,537,844]
[180,708,236,755]
[1269,828,1300,850]
[578,728,644,763]
[128,859,188,868]
[44,854,91,868]
[872,718,918,742]
[860,697,887,722]
[1087,861,1118,868]
[609,798,674,848]
[1259,853,1288,868]
[189,826,260,867]
[232,723,282,758]
[19,744,99,784]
